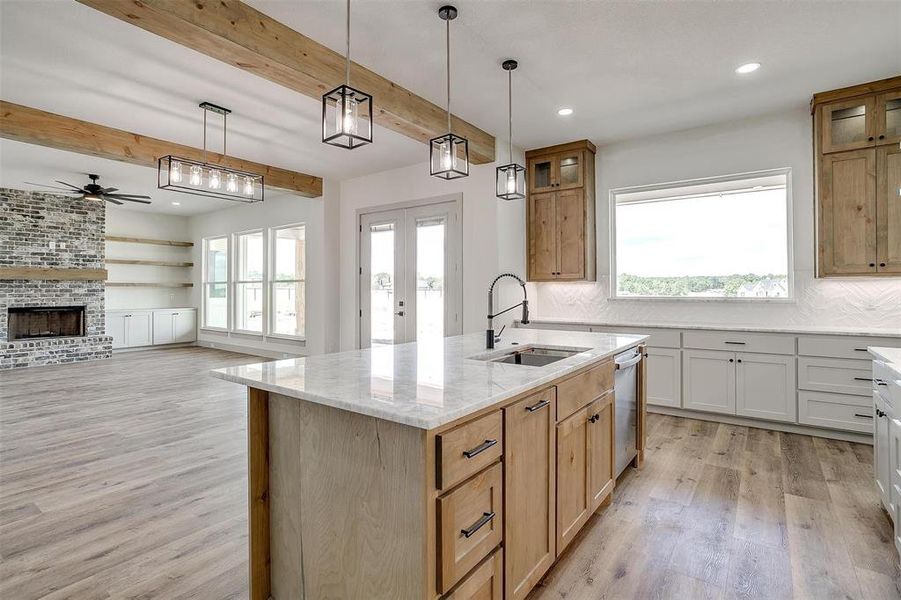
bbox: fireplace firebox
[8,306,86,341]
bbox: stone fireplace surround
[1,188,112,370]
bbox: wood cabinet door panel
[735,353,796,423]
[877,144,901,273]
[819,149,877,274]
[528,192,557,280]
[587,393,615,512]
[436,410,503,491]
[556,405,590,556]
[821,97,876,153]
[876,89,901,146]
[555,188,585,280]
[445,549,502,600]
[682,349,736,415]
[503,390,555,600]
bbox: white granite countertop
[523,318,901,338]
[211,329,648,429]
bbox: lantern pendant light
[322,0,373,149]
[430,5,469,179]
[496,60,526,200]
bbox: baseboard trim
[195,339,302,360]
[648,405,872,445]
[112,342,196,354]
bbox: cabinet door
[126,313,152,347]
[876,143,901,273]
[875,393,892,513]
[106,313,127,349]
[555,151,584,191]
[646,347,681,408]
[556,405,590,556]
[891,416,901,518]
[528,192,557,280]
[819,149,877,275]
[528,155,557,194]
[152,312,174,345]
[876,90,901,147]
[555,188,585,280]
[445,549,502,600]
[735,353,796,423]
[504,390,555,600]
[174,311,197,343]
[820,97,876,153]
[586,393,614,513]
[682,349,735,415]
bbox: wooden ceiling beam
[76,0,496,165]
[0,101,323,197]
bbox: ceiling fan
[25,174,152,205]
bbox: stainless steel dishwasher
[614,347,643,476]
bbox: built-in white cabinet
[106,308,196,349]
[107,311,152,349]
[735,353,796,423]
[646,347,681,408]
[152,310,196,345]
[682,350,736,415]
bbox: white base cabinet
[735,353,796,423]
[646,347,681,408]
[106,308,196,349]
[152,310,196,345]
[683,350,736,415]
[107,311,152,349]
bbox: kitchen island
[212,329,648,600]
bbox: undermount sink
[472,345,590,367]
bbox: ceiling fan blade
[55,180,86,192]
[106,193,152,199]
[116,197,152,205]
[103,198,124,205]
[101,187,119,194]
[24,181,80,192]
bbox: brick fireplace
[1,188,112,369]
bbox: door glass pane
[885,98,901,139]
[830,104,868,146]
[370,223,395,346]
[559,154,581,186]
[415,217,445,341]
[533,160,552,188]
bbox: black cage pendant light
[496,60,526,200]
[322,0,373,149]
[430,5,469,179]
[158,102,264,203]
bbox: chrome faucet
[486,273,530,349]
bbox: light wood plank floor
[1,347,898,599]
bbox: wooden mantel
[0,267,108,281]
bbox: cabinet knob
[868,136,875,141]
[869,263,876,267]
[737,359,742,363]
[879,135,885,140]
[729,358,734,363]
[879,263,886,267]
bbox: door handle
[461,511,495,538]
[395,311,405,317]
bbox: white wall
[188,184,338,357]
[105,209,194,310]
[532,108,901,330]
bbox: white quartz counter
[871,347,901,380]
[211,329,647,429]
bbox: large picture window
[234,230,264,332]
[270,225,306,338]
[202,236,229,329]
[611,169,792,299]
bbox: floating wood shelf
[105,236,193,247]
[0,267,108,281]
[106,259,194,267]
[106,282,194,288]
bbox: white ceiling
[1,0,899,215]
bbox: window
[611,169,791,299]
[203,236,229,328]
[270,225,306,338]
[234,230,264,332]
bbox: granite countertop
[211,329,648,430]
[523,318,901,338]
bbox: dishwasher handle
[615,352,643,370]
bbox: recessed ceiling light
[557,107,574,116]
[171,201,180,206]
[735,62,761,74]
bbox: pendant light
[158,102,264,203]
[496,59,526,200]
[322,0,373,149]
[430,5,469,179]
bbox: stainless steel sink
[474,346,589,367]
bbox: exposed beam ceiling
[76,0,496,165]
[0,101,323,197]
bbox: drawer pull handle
[875,379,888,386]
[854,413,873,419]
[854,348,869,352]
[854,377,874,382]
[461,511,495,538]
[724,341,746,345]
[462,439,497,459]
[526,399,550,413]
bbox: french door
[360,200,461,348]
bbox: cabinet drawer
[437,463,503,594]
[444,548,503,600]
[798,356,873,396]
[436,411,503,491]
[798,390,873,433]
[557,359,613,421]
[590,326,680,349]
[798,335,901,360]
[683,331,795,355]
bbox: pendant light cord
[446,16,451,133]
[508,69,513,162]
[345,0,351,86]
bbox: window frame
[608,167,795,302]
[201,235,230,331]
[231,228,266,336]
[267,222,306,341]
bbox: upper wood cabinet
[525,140,596,282]
[813,76,901,277]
